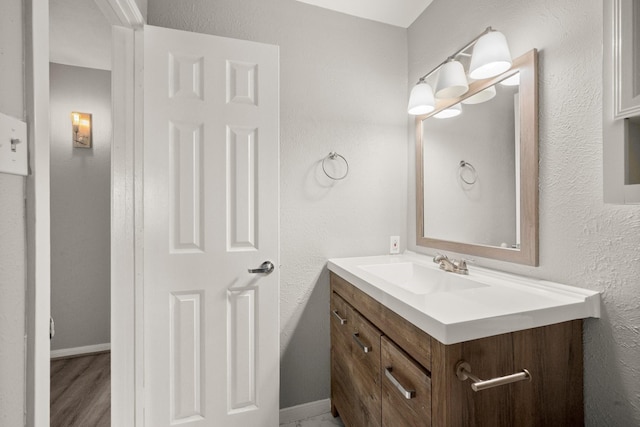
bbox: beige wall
[408,0,640,424]
[0,0,26,424]
[148,0,409,408]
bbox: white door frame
[26,0,144,425]
[25,0,51,425]
[110,23,145,427]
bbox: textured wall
[0,0,26,424]
[408,0,640,424]
[148,0,408,408]
[49,63,111,351]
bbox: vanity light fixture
[461,85,497,105]
[468,30,512,79]
[435,60,469,99]
[407,79,436,115]
[499,73,520,86]
[407,27,511,115]
[434,103,462,119]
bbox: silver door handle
[332,310,347,325]
[385,367,416,399]
[352,333,371,353]
[248,261,275,274]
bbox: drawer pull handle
[455,361,532,392]
[384,367,415,399]
[352,333,370,353]
[332,310,347,325]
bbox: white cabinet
[604,0,640,204]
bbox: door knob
[248,261,275,274]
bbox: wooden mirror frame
[416,49,539,266]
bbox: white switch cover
[390,236,400,254]
[0,112,28,176]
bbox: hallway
[50,352,110,427]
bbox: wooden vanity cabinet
[351,311,383,427]
[330,292,356,426]
[331,291,383,427]
[330,272,584,427]
[381,336,431,427]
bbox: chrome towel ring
[459,160,477,185]
[322,152,349,180]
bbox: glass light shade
[435,60,469,99]
[461,85,497,105]
[434,103,462,119]
[499,73,520,86]
[407,81,435,115]
[469,31,512,80]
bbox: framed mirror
[416,49,539,265]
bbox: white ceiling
[49,0,431,71]
[50,0,112,71]
[295,0,433,28]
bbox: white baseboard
[50,343,111,359]
[279,398,331,424]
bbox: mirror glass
[416,50,538,265]
[422,74,520,248]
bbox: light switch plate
[0,112,28,176]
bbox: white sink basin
[359,262,488,295]
[327,253,601,344]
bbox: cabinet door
[330,292,356,426]
[381,336,431,427]
[351,311,383,427]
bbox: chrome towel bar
[455,361,531,392]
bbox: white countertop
[327,252,601,345]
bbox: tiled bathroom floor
[280,412,345,427]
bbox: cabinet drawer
[351,311,383,427]
[331,291,353,366]
[331,273,431,371]
[330,292,356,425]
[331,351,356,427]
[381,336,431,427]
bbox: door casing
[26,0,144,426]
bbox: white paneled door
[143,25,279,427]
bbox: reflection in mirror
[422,73,520,248]
[416,49,538,266]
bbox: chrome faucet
[433,254,469,275]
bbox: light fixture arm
[414,27,494,84]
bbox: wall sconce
[407,27,512,116]
[71,112,92,148]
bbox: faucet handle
[433,253,449,263]
[456,258,474,272]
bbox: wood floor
[50,351,110,427]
